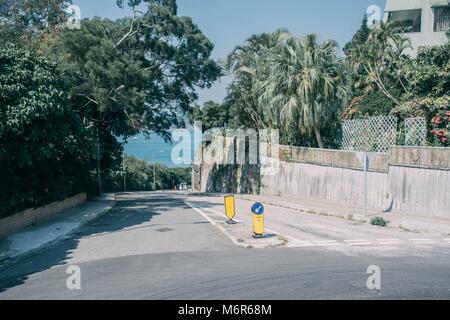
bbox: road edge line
[184,201,251,248]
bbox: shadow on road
[0,193,193,293]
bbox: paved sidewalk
[0,195,116,261]
[235,194,450,236]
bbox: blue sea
[123,131,200,168]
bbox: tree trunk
[314,126,325,149]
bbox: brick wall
[0,193,87,239]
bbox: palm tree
[266,34,348,148]
[222,29,290,130]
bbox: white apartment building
[384,0,450,56]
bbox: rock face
[202,164,261,195]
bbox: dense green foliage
[57,11,221,139]
[0,0,219,217]
[104,156,190,192]
[347,22,411,106]
[218,30,349,148]
[390,44,450,139]
[0,0,70,46]
[263,34,348,148]
[190,21,449,148]
[0,46,91,218]
[343,18,449,146]
[189,101,230,131]
[400,44,450,100]
[343,15,370,56]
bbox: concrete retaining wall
[278,146,389,172]
[197,144,450,219]
[388,147,450,219]
[0,193,87,239]
[260,161,390,210]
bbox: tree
[58,13,221,138]
[0,45,91,217]
[343,15,370,56]
[347,22,411,105]
[189,101,229,131]
[0,0,71,48]
[223,29,290,131]
[47,1,221,190]
[267,34,348,148]
[103,156,191,192]
[0,0,222,211]
[390,43,450,146]
[55,0,221,142]
[222,30,347,148]
[400,43,450,100]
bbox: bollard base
[226,220,237,225]
[252,233,265,239]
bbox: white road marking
[410,239,434,243]
[184,201,217,226]
[376,239,402,245]
[347,243,372,246]
[409,239,435,245]
[205,212,224,217]
[202,207,224,216]
[314,244,341,247]
[265,227,313,247]
[284,242,315,248]
[412,241,435,244]
[185,201,252,248]
[344,240,371,246]
[312,240,341,247]
[202,207,243,223]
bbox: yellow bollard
[224,195,237,224]
[251,203,265,237]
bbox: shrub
[370,217,388,227]
[0,46,91,218]
[430,109,450,147]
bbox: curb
[235,195,449,235]
[218,223,287,249]
[185,200,285,249]
[0,200,117,264]
[236,195,366,221]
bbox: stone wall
[200,164,261,195]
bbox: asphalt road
[1,192,450,300]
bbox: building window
[388,9,422,33]
[434,6,450,32]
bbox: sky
[74,0,387,104]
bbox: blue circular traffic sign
[251,203,264,215]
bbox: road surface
[0,192,450,299]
